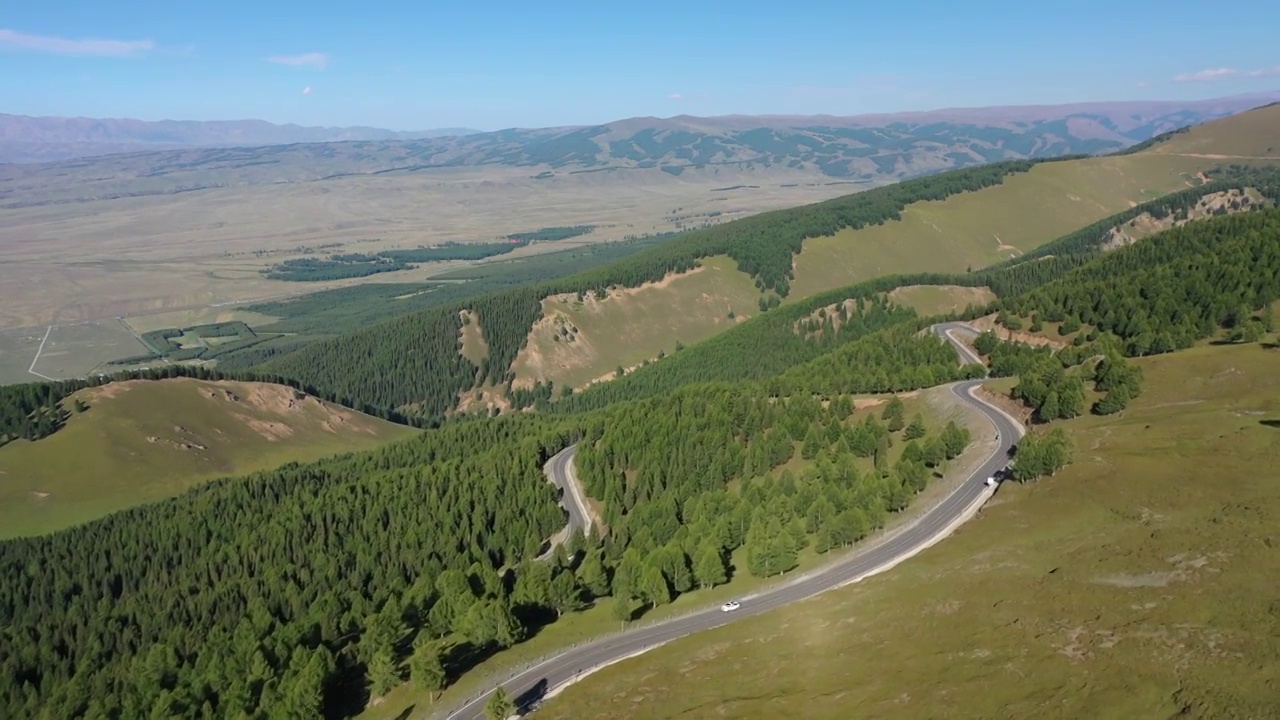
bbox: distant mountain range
[3,93,1278,208]
[0,115,480,163]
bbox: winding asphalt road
[537,445,593,560]
[444,322,1022,719]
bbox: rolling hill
[0,377,415,538]
[504,105,1280,394]
[243,103,1280,422]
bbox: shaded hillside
[0,378,414,538]
[3,94,1274,208]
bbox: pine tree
[873,434,891,478]
[577,551,610,598]
[486,687,515,720]
[801,424,824,459]
[1011,428,1073,481]
[882,397,905,432]
[513,561,553,609]
[940,421,970,459]
[640,565,671,607]
[548,570,583,617]
[694,543,727,589]
[922,437,945,468]
[1092,383,1130,415]
[1057,378,1086,419]
[611,548,643,599]
[612,595,633,624]
[366,650,399,699]
[903,413,926,440]
[409,641,447,702]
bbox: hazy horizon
[3,89,1278,136]
[4,0,1280,130]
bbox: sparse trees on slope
[1011,428,1073,482]
[882,396,906,431]
[904,413,927,440]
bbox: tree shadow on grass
[324,654,370,720]
[1261,420,1280,429]
[439,603,566,687]
[444,640,498,682]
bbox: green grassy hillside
[788,152,1207,297]
[0,378,414,538]
[537,341,1280,719]
[511,255,762,391]
[1146,101,1280,158]
[509,112,1280,393]
[252,106,1280,419]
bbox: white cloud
[302,86,313,96]
[1172,65,1280,83]
[268,52,328,69]
[0,28,153,57]
[669,92,684,100]
[1173,67,1239,83]
[1135,80,1149,88]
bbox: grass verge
[534,342,1280,719]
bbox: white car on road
[720,600,741,612]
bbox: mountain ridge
[0,113,481,164]
[3,92,1277,169]
[5,93,1278,210]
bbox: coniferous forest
[2,156,1279,718]
[0,371,974,719]
[259,165,1279,421]
[259,158,1059,420]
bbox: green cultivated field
[0,378,415,538]
[122,307,280,334]
[538,342,1280,720]
[789,153,1208,299]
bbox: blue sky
[3,0,1279,130]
